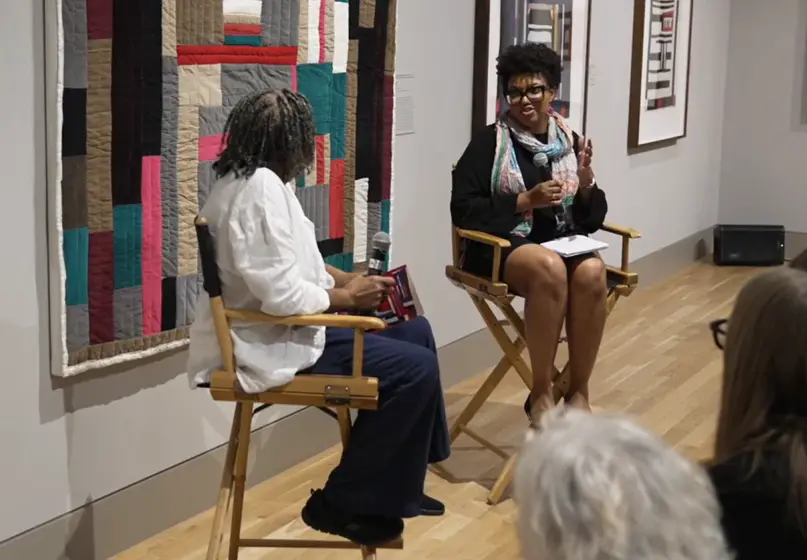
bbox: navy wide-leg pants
[305,316,451,518]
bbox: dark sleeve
[707,463,753,557]
[450,125,520,234]
[706,459,793,559]
[573,187,607,233]
[570,130,607,233]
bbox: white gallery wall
[0,0,731,545]
[718,0,807,232]
[581,0,730,256]
[0,0,315,544]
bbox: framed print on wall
[471,0,593,135]
[627,0,694,149]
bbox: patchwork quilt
[52,0,396,375]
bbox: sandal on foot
[523,393,555,427]
[566,392,592,412]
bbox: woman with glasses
[451,42,608,423]
[707,267,807,558]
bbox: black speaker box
[713,224,785,266]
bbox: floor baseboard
[786,231,807,261]
[629,227,713,289]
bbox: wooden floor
[116,263,755,560]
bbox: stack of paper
[541,235,609,258]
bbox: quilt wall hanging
[48,0,396,376]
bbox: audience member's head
[515,408,731,560]
[790,249,807,272]
[714,266,807,532]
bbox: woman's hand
[345,275,395,310]
[577,136,595,188]
[326,264,359,288]
[516,179,564,211]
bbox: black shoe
[301,489,404,546]
[420,494,445,516]
[525,393,560,426]
[524,394,534,423]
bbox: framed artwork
[471,0,593,135]
[627,0,694,149]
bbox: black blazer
[450,123,607,244]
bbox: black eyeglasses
[504,85,547,104]
[709,318,728,350]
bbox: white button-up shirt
[187,168,335,393]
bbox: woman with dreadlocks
[187,90,450,547]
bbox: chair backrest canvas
[195,217,223,298]
[194,216,236,372]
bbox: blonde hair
[516,408,731,560]
[714,267,807,534]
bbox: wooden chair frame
[444,223,641,505]
[195,217,403,560]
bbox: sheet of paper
[395,74,416,136]
[541,235,609,258]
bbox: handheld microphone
[358,232,391,317]
[367,232,391,276]
[533,153,565,230]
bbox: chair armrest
[456,228,512,248]
[600,223,640,275]
[454,228,511,283]
[224,309,386,330]
[605,266,638,286]
[601,223,641,239]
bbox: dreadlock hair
[496,42,562,93]
[213,89,316,183]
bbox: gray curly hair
[515,408,732,560]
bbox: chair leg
[474,297,536,505]
[493,299,526,341]
[472,297,533,389]
[206,403,242,560]
[607,290,619,313]
[449,352,516,442]
[228,402,254,560]
[337,408,352,448]
[339,409,373,560]
[487,452,519,506]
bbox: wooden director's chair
[444,223,641,505]
[194,217,403,560]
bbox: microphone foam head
[371,231,391,252]
[533,153,549,168]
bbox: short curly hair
[496,42,562,93]
[214,89,315,183]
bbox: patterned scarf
[491,109,579,237]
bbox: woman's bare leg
[565,256,607,409]
[504,244,568,415]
